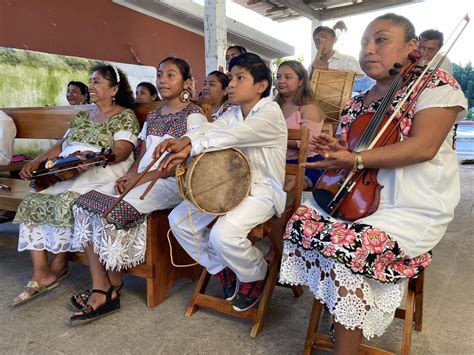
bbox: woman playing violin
[12,65,140,306]
[279,13,467,353]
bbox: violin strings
[355,73,404,151]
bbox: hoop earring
[112,96,116,105]
[179,90,191,103]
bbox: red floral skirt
[283,205,431,283]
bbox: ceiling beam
[277,0,321,20]
[319,0,423,21]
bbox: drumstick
[102,155,160,218]
[139,152,171,200]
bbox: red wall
[0,0,206,85]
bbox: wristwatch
[353,152,365,172]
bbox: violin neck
[355,73,405,151]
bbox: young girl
[275,60,324,191]
[68,57,207,325]
[280,14,467,354]
[201,70,235,121]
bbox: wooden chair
[183,128,310,337]
[304,270,425,355]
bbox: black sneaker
[232,279,264,312]
[213,267,239,301]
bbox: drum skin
[181,149,251,215]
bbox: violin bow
[31,155,111,178]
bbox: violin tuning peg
[394,63,403,69]
[389,68,399,76]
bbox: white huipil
[72,104,207,270]
[280,79,468,339]
[169,97,288,282]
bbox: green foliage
[453,62,473,117]
[272,55,305,74]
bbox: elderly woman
[13,65,140,306]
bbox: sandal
[70,286,120,326]
[12,280,60,306]
[70,282,123,311]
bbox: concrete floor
[0,164,472,355]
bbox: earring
[112,96,116,105]
[179,90,191,103]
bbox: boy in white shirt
[154,53,287,311]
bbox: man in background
[418,29,453,74]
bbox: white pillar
[204,0,227,75]
[310,19,321,64]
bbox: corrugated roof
[233,0,423,22]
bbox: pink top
[285,107,323,160]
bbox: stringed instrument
[30,149,115,191]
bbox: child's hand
[158,145,192,171]
[152,137,191,159]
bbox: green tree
[453,62,473,118]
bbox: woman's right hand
[19,160,42,180]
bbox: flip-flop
[12,280,60,306]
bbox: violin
[313,52,427,221]
[30,149,116,191]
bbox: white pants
[169,195,275,282]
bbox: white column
[204,0,227,74]
[310,19,321,65]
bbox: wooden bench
[0,102,205,307]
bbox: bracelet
[352,152,365,172]
[352,152,358,172]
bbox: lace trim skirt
[72,205,147,271]
[280,242,406,339]
[18,223,84,253]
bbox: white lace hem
[18,223,84,253]
[279,242,406,339]
[72,206,147,271]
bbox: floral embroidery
[283,205,430,283]
[67,109,139,149]
[146,103,203,138]
[75,190,145,229]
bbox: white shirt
[430,54,453,74]
[309,50,365,79]
[0,110,16,166]
[186,98,288,216]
